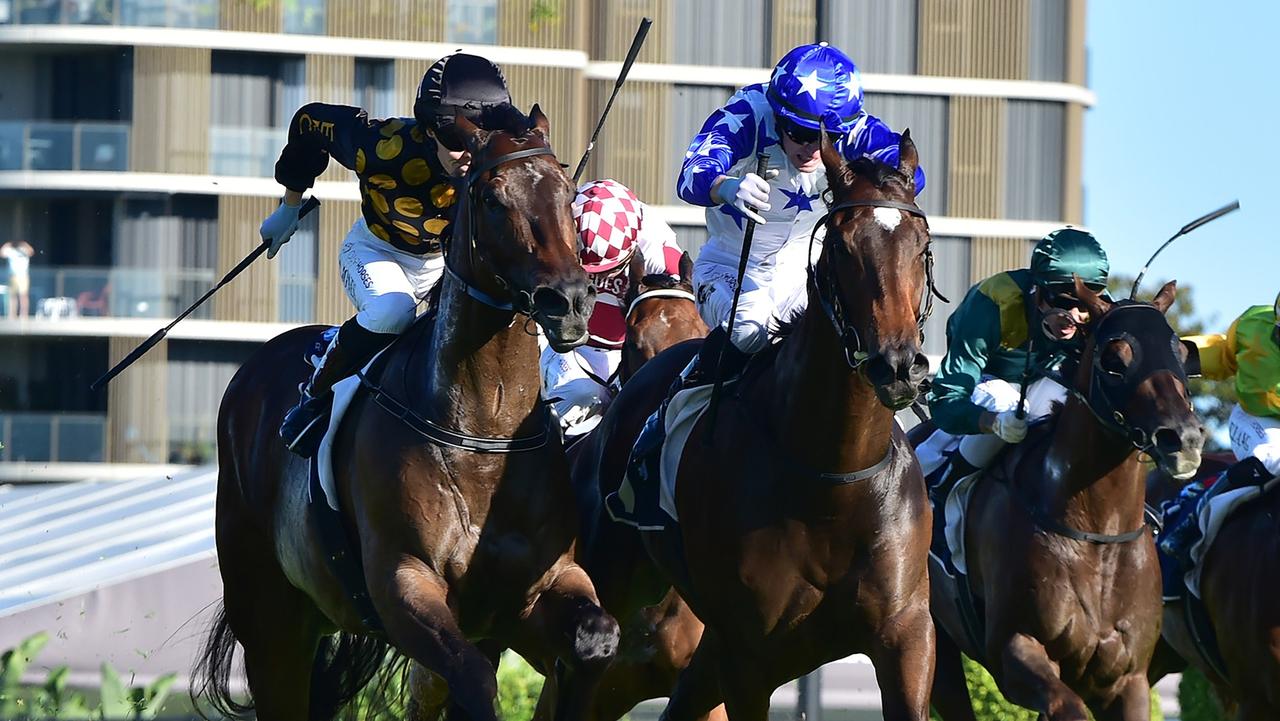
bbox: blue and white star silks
[676,82,925,208]
[779,187,819,213]
[795,69,824,99]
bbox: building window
[673,0,767,67]
[1029,0,1067,81]
[1006,100,1064,220]
[354,59,396,119]
[446,0,497,45]
[863,92,949,217]
[283,0,326,35]
[824,0,918,75]
[209,51,305,176]
[120,0,217,29]
[921,236,971,357]
[278,208,317,323]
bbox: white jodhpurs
[1228,404,1280,476]
[540,342,621,437]
[339,218,444,334]
[916,376,1068,477]
[692,238,812,354]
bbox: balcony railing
[0,0,217,29]
[0,121,130,172]
[8,265,216,320]
[209,125,287,178]
[0,412,106,463]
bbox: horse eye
[482,189,502,208]
[1101,349,1128,376]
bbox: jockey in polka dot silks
[677,42,926,383]
[541,180,684,437]
[262,52,517,456]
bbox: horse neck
[420,277,543,437]
[770,309,894,474]
[1040,394,1147,534]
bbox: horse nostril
[1153,427,1183,455]
[865,354,895,387]
[908,353,930,383]
[532,286,570,317]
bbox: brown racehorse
[1146,455,1280,720]
[194,105,620,721]
[534,251,719,721]
[581,131,940,720]
[923,281,1205,721]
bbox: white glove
[261,199,304,259]
[991,410,1028,444]
[717,171,775,225]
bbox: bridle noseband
[806,198,948,370]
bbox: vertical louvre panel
[1028,0,1066,81]
[918,0,1027,80]
[306,54,356,183]
[278,210,318,323]
[923,236,971,357]
[219,0,280,32]
[586,80,668,204]
[1063,103,1083,224]
[825,0,917,74]
[674,0,766,67]
[1066,0,1086,86]
[326,0,440,41]
[166,342,250,461]
[215,195,278,322]
[317,200,363,325]
[499,0,583,49]
[772,0,815,62]
[107,336,167,463]
[1005,100,1063,220]
[669,84,736,203]
[594,0,671,63]
[395,58,434,114]
[863,92,948,215]
[502,65,584,162]
[969,237,1033,284]
[947,96,1004,218]
[131,47,211,174]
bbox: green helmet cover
[1030,227,1109,289]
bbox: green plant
[496,652,543,721]
[1178,667,1230,721]
[528,0,560,32]
[0,632,49,718]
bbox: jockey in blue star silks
[676,42,925,382]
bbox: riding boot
[678,325,749,390]
[280,318,397,457]
[929,452,980,549]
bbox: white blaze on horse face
[873,207,903,232]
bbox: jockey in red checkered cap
[540,179,684,437]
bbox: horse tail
[191,604,254,720]
[314,632,407,720]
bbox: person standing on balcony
[0,240,33,319]
[258,52,516,456]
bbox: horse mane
[639,273,690,291]
[477,103,535,138]
[846,156,912,192]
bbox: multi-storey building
[0,0,1092,479]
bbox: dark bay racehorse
[582,132,939,720]
[620,250,706,383]
[924,280,1204,721]
[1147,456,1280,721]
[195,106,620,721]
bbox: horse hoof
[573,607,620,663]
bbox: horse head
[621,250,705,382]
[816,129,934,409]
[1071,278,1205,479]
[452,104,594,351]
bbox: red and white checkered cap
[572,179,643,274]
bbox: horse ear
[1151,279,1178,314]
[819,127,849,190]
[627,250,646,292]
[452,108,489,152]
[897,129,918,191]
[1073,275,1112,319]
[678,251,693,282]
[530,103,551,137]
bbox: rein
[625,287,697,321]
[806,198,948,370]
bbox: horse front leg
[998,633,1090,721]
[519,562,620,721]
[866,596,936,721]
[367,555,500,721]
[1093,674,1153,721]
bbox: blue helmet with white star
[767,43,863,133]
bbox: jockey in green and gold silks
[917,227,1111,491]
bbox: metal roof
[0,467,216,618]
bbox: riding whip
[704,153,771,440]
[1016,335,1034,421]
[1130,200,1240,299]
[571,17,652,184]
[91,196,321,391]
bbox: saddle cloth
[607,381,714,530]
[1185,476,1280,598]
